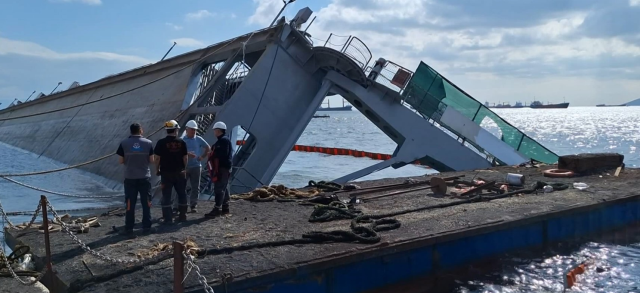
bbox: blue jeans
[124,178,152,231]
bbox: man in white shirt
[179,120,210,213]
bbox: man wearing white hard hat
[180,119,210,213]
[205,121,233,218]
[153,120,189,224]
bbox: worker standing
[154,120,189,224]
[116,123,154,237]
[181,120,210,213]
[205,121,233,218]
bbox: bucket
[506,173,525,186]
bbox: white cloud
[165,22,183,31]
[0,37,152,64]
[248,0,283,26]
[170,38,205,48]
[185,10,214,21]
[296,0,640,106]
[49,0,102,5]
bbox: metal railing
[322,33,373,70]
[378,60,414,94]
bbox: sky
[1,0,639,109]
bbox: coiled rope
[0,28,263,178]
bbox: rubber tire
[543,169,575,178]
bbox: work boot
[204,207,221,219]
[161,207,174,225]
[178,206,188,222]
[119,229,136,239]
[190,205,198,213]
[143,227,156,234]
[222,205,230,215]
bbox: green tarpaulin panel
[402,61,558,164]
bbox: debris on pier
[3,165,636,293]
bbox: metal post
[40,195,54,287]
[269,0,295,27]
[341,36,352,52]
[24,91,36,103]
[303,16,316,33]
[173,241,185,293]
[161,42,177,62]
[323,33,332,47]
[49,82,62,95]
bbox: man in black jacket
[205,121,233,218]
[154,120,189,223]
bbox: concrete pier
[0,278,49,293]
[4,166,639,293]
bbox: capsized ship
[0,7,558,194]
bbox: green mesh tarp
[402,61,558,164]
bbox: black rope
[67,180,567,292]
[307,180,343,192]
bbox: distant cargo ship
[484,101,524,109]
[596,104,626,107]
[529,101,569,109]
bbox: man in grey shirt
[116,123,155,237]
[180,120,210,212]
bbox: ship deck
[4,165,638,293]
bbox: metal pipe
[173,241,184,293]
[323,33,332,47]
[341,36,352,52]
[49,82,62,95]
[345,175,464,196]
[41,195,54,287]
[303,16,316,33]
[161,42,177,62]
[362,185,435,201]
[24,91,36,102]
[269,0,295,27]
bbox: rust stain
[312,273,325,284]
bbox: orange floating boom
[565,261,588,289]
[236,140,430,168]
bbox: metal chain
[183,249,215,293]
[0,200,41,230]
[3,204,124,216]
[46,202,171,264]
[0,245,49,286]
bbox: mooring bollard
[173,241,185,293]
[40,195,54,288]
